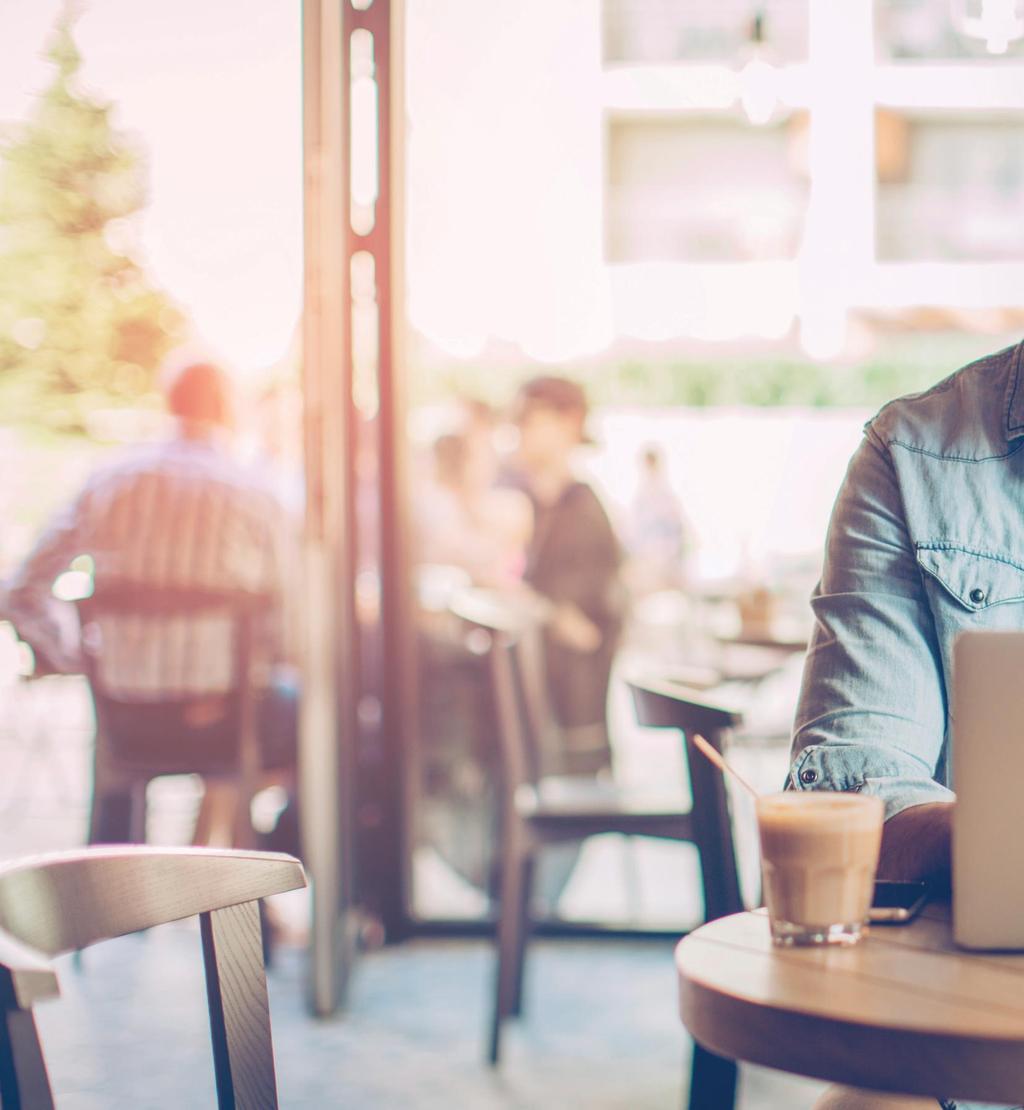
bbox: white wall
[405,0,611,361]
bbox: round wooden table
[676,903,1024,1104]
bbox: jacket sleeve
[3,490,89,673]
[789,424,955,821]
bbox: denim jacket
[790,344,1024,1110]
[791,341,1024,817]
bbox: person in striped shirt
[3,358,300,844]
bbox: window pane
[607,118,807,263]
[604,0,809,65]
[877,115,1024,260]
[877,0,1024,61]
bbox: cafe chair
[451,594,744,1109]
[76,584,271,848]
[627,676,746,1110]
[0,846,306,1109]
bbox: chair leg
[86,785,102,847]
[259,899,276,970]
[201,899,279,1109]
[129,780,148,843]
[509,854,534,1018]
[87,739,109,846]
[687,1043,737,1110]
[89,784,137,845]
[194,779,241,848]
[88,736,136,845]
[0,1008,55,1110]
[488,838,528,1066]
[621,834,643,922]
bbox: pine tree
[0,4,184,431]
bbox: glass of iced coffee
[756,791,884,946]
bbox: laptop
[953,630,1024,949]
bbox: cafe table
[677,902,1024,1105]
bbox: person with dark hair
[3,354,299,847]
[786,342,1024,1110]
[509,376,625,776]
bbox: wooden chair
[450,594,744,1104]
[76,584,271,848]
[0,846,306,1109]
[627,676,746,1110]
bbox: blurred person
[412,408,532,900]
[624,444,692,594]
[250,377,305,514]
[786,343,1024,1110]
[415,429,532,587]
[508,376,624,777]
[4,358,299,849]
[458,395,502,462]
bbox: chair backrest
[76,583,270,621]
[0,846,305,1110]
[449,591,542,799]
[510,621,566,777]
[77,583,271,787]
[492,632,543,797]
[627,676,745,920]
[76,582,269,700]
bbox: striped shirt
[4,436,297,696]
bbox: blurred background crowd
[3,0,1024,945]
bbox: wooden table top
[676,903,1024,1104]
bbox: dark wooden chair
[76,584,271,847]
[450,594,744,1107]
[0,846,306,1109]
[627,675,746,1110]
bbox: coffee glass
[756,791,884,946]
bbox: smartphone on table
[869,879,929,924]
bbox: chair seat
[515,777,693,838]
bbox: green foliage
[583,357,945,409]
[0,5,183,432]
[414,332,1002,413]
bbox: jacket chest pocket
[916,543,1024,615]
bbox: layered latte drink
[756,791,884,946]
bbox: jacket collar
[1006,341,1024,441]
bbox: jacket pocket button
[799,768,818,785]
[969,587,986,605]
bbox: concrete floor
[0,667,830,1107]
[36,923,827,1109]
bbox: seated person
[415,429,532,588]
[4,357,299,848]
[787,344,1024,1110]
[411,415,532,897]
[507,376,625,778]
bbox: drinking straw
[691,732,760,800]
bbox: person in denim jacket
[790,342,1024,1110]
